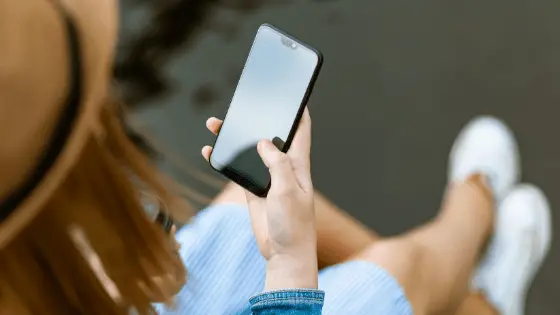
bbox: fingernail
[259,140,274,151]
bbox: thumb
[258,140,298,192]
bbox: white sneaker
[448,116,520,201]
[472,184,552,315]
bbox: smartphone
[209,24,323,197]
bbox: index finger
[287,107,311,162]
[258,140,300,194]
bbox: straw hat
[0,0,118,247]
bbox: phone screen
[210,24,322,196]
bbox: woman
[0,1,551,315]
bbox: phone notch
[281,36,298,50]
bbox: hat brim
[0,92,103,249]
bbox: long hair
[0,101,188,315]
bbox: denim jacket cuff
[250,289,325,312]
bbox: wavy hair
[0,101,188,315]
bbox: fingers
[203,117,221,161]
[203,113,313,193]
[201,145,212,161]
[202,117,221,161]
[288,107,311,165]
[206,117,223,135]
[286,108,313,192]
[258,140,299,193]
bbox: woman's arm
[203,109,323,314]
[244,110,323,314]
[203,109,319,275]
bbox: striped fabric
[319,261,413,314]
[156,205,412,315]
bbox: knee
[354,239,430,314]
[356,238,426,272]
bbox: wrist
[264,253,318,291]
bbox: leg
[351,117,551,315]
[354,175,494,315]
[352,117,517,315]
[212,182,378,268]
[213,181,503,315]
[210,117,548,315]
[442,184,551,315]
[455,293,499,315]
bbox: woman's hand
[202,108,318,290]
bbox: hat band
[0,5,83,222]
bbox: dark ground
[123,0,560,313]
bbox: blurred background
[117,0,560,313]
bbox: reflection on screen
[210,25,319,195]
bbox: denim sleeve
[249,289,324,315]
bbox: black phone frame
[209,23,324,197]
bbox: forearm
[265,253,319,291]
[253,254,324,315]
